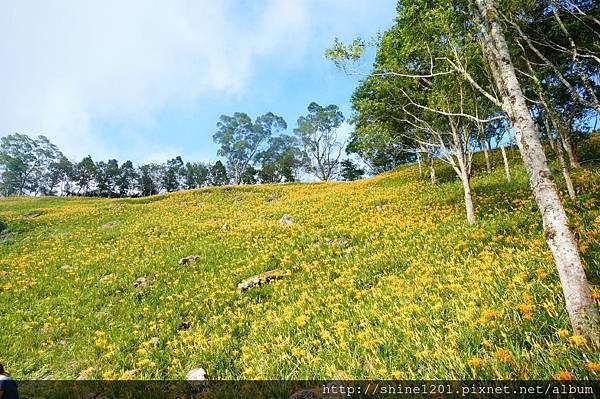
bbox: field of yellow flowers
[1,146,599,380]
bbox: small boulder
[220,223,229,232]
[186,367,207,386]
[23,211,42,218]
[178,255,201,265]
[237,269,287,293]
[60,264,72,271]
[100,221,118,230]
[133,277,147,288]
[266,194,280,202]
[278,214,294,226]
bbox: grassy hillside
[1,145,599,380]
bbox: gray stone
[100,221,118,230]
[237,269,287,293]
[133,277,147,288]
[178,255,201,265]
[278,214,293,225]
[186,367,207,386]
[23,211,42,218]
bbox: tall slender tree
[294,102,345,181]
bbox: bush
[0,219,6,232]
[576,131,600,164]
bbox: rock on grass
[237,269,287,293]
[178,255,202,265]
[278,214,293,225]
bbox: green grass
[0,140,599,380]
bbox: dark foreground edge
[13,380,600,398]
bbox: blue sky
[1,0,397,165]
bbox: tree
[213,112,287,184]
[474,0,599,344]
[0,134,63,196]
[294,102,345,181]
[162,156,184,192]
[95,159,120,197]
[31,135,65,195]
[137,163,163,196]
[340,159,364,181]
[331,14,499,224]
[240,166,259,184]
[500,0,599,169]
[256,135,303,183]
[346,129,414,175]
[117,160,138,197]
[75,156,97,196]
[183,162,210,189]
[45,155,75,196]
[210,161,228,186]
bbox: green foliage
[256,135,302,183]
[183,162,210,189]
[210,160,228,186]
[137,163,163,196]
[75,156,98,196]
[325,38,366,72]
[162,157,184,193]
[340,159,365,181]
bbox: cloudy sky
[1,0,396,164]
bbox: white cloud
[0,0,394,163]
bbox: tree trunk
[460,169,476,225]
[500,146,511,182]
[560,131,580,169]
[543,108,577,200]
[428,153,437,185]
[475,0,600,346]
[548,130,556,151]
[482,141,492,173]
[416,150,423,178]
[556,134,576,200]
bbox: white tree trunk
[416,150,423,178]
[544,108,576,200]
[475,0,600,346]
[500,146,511,182]
[548,130,556,151]
[561,132,580,169]
[482,141,492,173]
[428,153,437,185]
[556,134,576,200]
[460,169,476,225]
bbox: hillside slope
[1,155,599,380]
